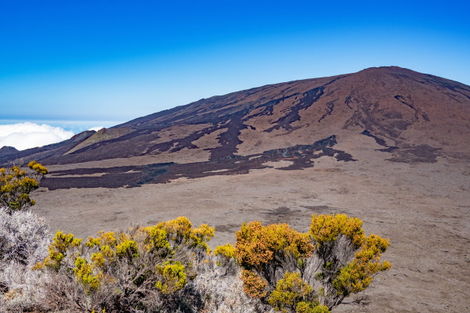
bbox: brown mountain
[2,66,469,189]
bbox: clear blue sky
[1,0,469,129]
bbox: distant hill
[0,146,18,156]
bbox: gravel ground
[33,142,470,313]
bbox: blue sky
[1,0,469,131]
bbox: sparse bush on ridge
[0,163,391,313]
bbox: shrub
[213,243,236,259]
[0,208,51,312]
[155,261,187,294]
[146,216,215,251]
[333,234,391,295]
[309,214,364,246]
[0,162,50,311]
[0,209,50,265]
[0,162,48,213]
[240,269,268,298]
[268,272,314,312]
[35,217,215,312]
[38,231,82,270]
[236,222,314,269]
[233,214,390,311]
[296,302,330,313]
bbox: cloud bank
[0,122,75,151]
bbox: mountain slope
[1,66,470,189]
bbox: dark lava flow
[41,135,355,190]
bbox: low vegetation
[0,163,391,312]
[0,162,50,311]
[0,161,47,213]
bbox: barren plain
[32,135,470,313]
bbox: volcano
[2,66,469,189]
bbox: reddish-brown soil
[2,66,470,170]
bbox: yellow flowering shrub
[236,222,314,268]
[155,261,187,294]
[233,214,390,311]
[39,231,82,270]
[190,224,216,250]
[27,160,48,175]
[36,216,215,307]
[145,216,215,250]
[240,269,268,298]
[73,257,102,292]
[0,162,47,212]
[115,239,139,259]
[32,213,389,312]
[140,225,171,252]
[310,214,364,246]
[295,302,330,313]
[213,244,236,259]
[333,234,391,295]
[156,216,193,242]
[268,272,314,312]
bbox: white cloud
[88,126,104,132]
[0,122,75,151]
